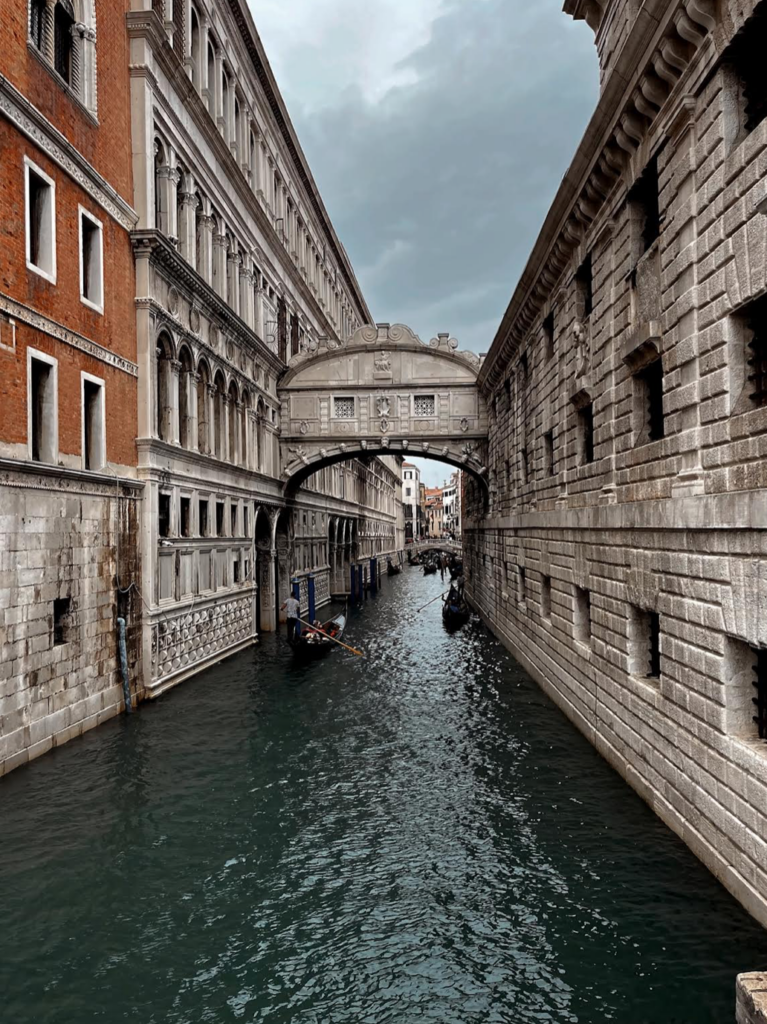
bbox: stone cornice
[0,75,137,231]
[479,0,718,395]
[0,291,139,377]
[0,457,143,495]
[132,230,284,377]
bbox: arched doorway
[274,509,291,630]
[254,508,273,634]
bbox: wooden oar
[414,589,450,615]
[296,617,365,657]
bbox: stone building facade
[466,0,767,927]
[126,0,402,698]
[0,0,143,776]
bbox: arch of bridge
[278,323,489,491]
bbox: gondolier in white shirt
[282,594,301,644]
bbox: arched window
[154,139,168,234]
[197,359,211,454]
[227,380,239,462]
[178,346,194,449]
[54,0,74,84]
[30,0,45,50]
[213,371,226,460]
[256,398,266,473]
[156,333,174,442]
[190,7,201,92]
[207,41,215,111]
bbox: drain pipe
[117,617,132,714]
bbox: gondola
[292,612,347,660]
[387,561,402,576]
[443,595,470,628]
[423,562,438,576]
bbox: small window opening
[576,253,593,320]
[543,312,555,362]
[635,358,665,442]
[216,501,225,536]
[54,2,74,83]
[53,596,72,646]
[735,294,767,409]
[574,585,591,645]
[520,351,529,386]
[233,559,241,585]
[632,607,661,680]
[199,499,209,537]
[521,446,529,485]
[629,156,660,259]
[753,648,767,740]
[231,504,238,536]
[82,378,104,471]
[577,403,594,465]
[180,497,191,538]
[158,493,171,538]
[544,431,554,476]
[30,357,55,463]
[723,8,767,138]
[517,566,526,604]
[30,0,45,50]
[244,506,250,536]
[541,576,552,619]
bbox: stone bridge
[408,540,462,559]
[278,323,489,492]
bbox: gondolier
[282,594,301,644]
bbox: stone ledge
[621,320,662,371]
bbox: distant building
[402,462,421,541]
[442,471,461,538]
[424,486,444,538]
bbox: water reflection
[1,569,766,1024]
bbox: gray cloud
[256,0,598,354]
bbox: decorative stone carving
[189,304,201,337]
[167,285,180,318]
[376,396,391,418]
[573,320,590,378]
[380,419,389,433]
[375,351,391,372]
[461,418,469,433]
[299,421,308,435]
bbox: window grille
[334,397,355,419]
[30,0,45,49]
[753,647,767,740]
[414,395,436,417]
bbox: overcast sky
[252,0,598,486]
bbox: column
[240,260,254,327]
[228,249,241,317]
[213,233,228,299]
[214,48,225,135]
[187,371,199,452]
[206,382,217,457]
[198,203,214,284]
[199,14,210,110]
[169,360,181,445]
[255,275,265,339]
[177,179,198,267]
[221,394,231,463]
[233,402,243,465]
[42,0,55,64]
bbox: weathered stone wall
[469,0,767,929]
[738,973,767,1023]
[0,463,142,776]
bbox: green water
[2,569,766,1023]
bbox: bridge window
[414,395,436,417]
[630,606,661,682]
[543,312,555,362]
[333,396,355,419]
[574,585,591,646]
[541,575,552,620]
[724,636,767,741]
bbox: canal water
[2,570,767,1024]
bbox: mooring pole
[370,558,377,594]
[357,564,364,600]
[350,564,357,604]
[292,578,302,638]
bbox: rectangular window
[231,504,238,537]
[28,351,58,464]
[517,566,526,604]
[541,575,552,620]
[81,373,105,472]
[79,207,104,313]
[216,501,225,536]
[333,396,355,419]
[199,499,209,537]
[405,487,412,497]
[520,446,529,485]
[414,395,436,417]
[634,358,665,443]
[53,596,72,646]
[543,312,555,362]
[577,404,594,465]
[158,493,171,538]
[629,157,660,259]
[724,636,767,741]
[544,431,554,476]
[631,607,661,681]
[733,294,767,410]
[576,253,593,320]
[244,505,250,537]
[722,9,767,143]
[233,558,241,585]
[180,497,191,538]
[574,585,591,645]
[25,158,56,283]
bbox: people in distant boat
[282,594,301,643]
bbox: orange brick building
[0,0,142,775]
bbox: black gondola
[387,561,402,576]
[292,612,346,660]
[423,563,438,576]
[443,595,470,628]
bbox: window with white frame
[81,372,105,471]
[414,395,436,417]
[79,207,104,312]
[334,397,355,419]
[28,348,58,464]
[25,158,56,283]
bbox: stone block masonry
[738,974,767,1024]
[467,0,767,934]
[0,462,142,776]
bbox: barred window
[414,395,436,417]
[334,397,355,419]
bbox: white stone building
[442,471,461,538]
[402,461,421,541]
[127,0,402,697]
